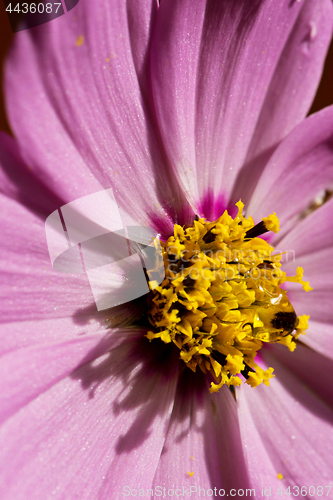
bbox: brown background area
[0,2,332,135]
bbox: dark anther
[168,253,178,263]
[194,214,200,221]
[183,276,196,288]
[257,261,274,270]
[168,255,194,274]
[245,220,268,239]
[241,363,256,379]
[203,227,216,243]
[243,322,253,332]
[178,259,194,271]
[171,301,187,314]
[211,350,227,366]
[271,311,297,334]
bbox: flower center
[146,201,311,392]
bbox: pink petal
[278,197,333,258]
[126,0,158,104]
[0,333,123,425]
[280,221,333,339]
[0,188,148,357]
[247,106,333,226]
[289,288,333,323]
[238,354,333,492]
[237,388,282,493]
[5,0,190,230]
[0,193,93,323]
[299,320,333,360]
[284,247,333,291]
[0,338,179,499]
[270,198,333,357]
[0,316,105,355]
[280,210,333,293]
[266,343,333,406]
[233,0,333,205]
[150,0,332,213]
[0,132,64,216]
[287,284,333,359]
[153,371,250,491]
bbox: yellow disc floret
[146,201,311,391]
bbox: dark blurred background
[0,2,332,134]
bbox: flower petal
[281,240,333,329]
[238,354,333,493]
[298,320,333,360]
[278,209,333,356]
[290,288,333,323]
[233,0,333,205]
[247,106,333,226]
[275,199,333,357]
[5,0,190,229]
[0,188,148,371]
[0,337,179,499]
[126,0,158,103]
[288,286,333,357]
[0,193,93,323]
[278,197,333,259]
[266,343,333,407]
[0,132,64,216]
[0,316,104,355]
[152,370,250,491]
[150,0,332,214]
[0,333,121,425]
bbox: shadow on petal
[153,367,252,491]
[262,343,333,424]
[70,326,180,453]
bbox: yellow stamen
[263,213,280,233]
[146,202,311,391]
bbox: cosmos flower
[1,0,333,498]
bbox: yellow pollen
[277,473,284,480]
[262,213,280,233]
[146,201,311,391]
[76,35,84,47]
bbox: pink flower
[1,0,333,498]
